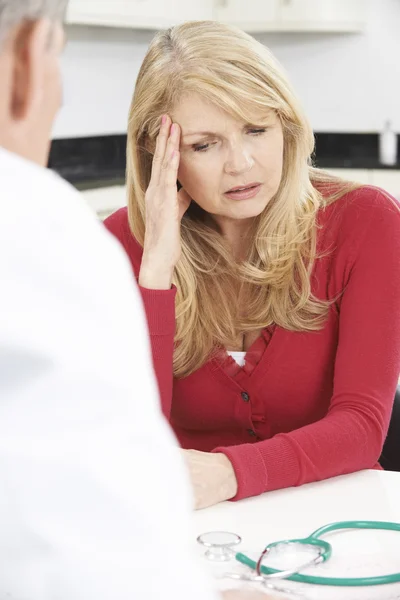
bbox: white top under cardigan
[226,351,246,367]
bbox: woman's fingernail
[162,114,167,125]
[170,123,176,135]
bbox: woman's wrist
[139,255,174,290]
[216,452,238,501]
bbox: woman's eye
[192,130,266,152]
[193,141,215,152]
[193,143,210,152]
[248,128,267,136]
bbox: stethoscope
[197,520,400,590]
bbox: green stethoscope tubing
[235,520,400,586]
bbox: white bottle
[379,120,398,166]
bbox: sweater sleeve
[214,191,400,500]
[103,209,176,418]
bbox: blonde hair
[127,20,359,378]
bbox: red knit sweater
[104,186,400,500]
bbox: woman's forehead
[171,93,275,131]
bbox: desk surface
[192,470,400,600]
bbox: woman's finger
[164,149,180,190]
[162,124,181,189]
[177,187,192,220]
[150,114,170,185]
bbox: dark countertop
[48,134,127,188]
[313,132,400,170]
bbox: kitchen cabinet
[324,169,400,200]
[66,0,213,29]
[324,169,372,186]
[80,185,127,220]
[214,0,369,32]
[370,171,400,200]
[66,0,368,32]
[278,0,369,32]
[213,0,279,32]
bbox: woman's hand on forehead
[139,114,191,290]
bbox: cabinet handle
[216,0,228,7]
[282,0,292,4]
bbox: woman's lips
[224,183,262,200]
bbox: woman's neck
[214,216,255,261]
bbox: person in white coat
[0,2,275,600]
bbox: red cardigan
[104,187,400,500]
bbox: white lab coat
[0,147,218,600]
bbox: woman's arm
[214,191,400,501]
[104,209,176,418]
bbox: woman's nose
[224,146,254,175]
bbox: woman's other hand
[182,449,238,510]
[139,114,191,290]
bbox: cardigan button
[241,391,250,402]
[247,428,257,437]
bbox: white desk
[192,470,400,600]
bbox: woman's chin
[223,195,271,219]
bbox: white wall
[53,0,400,139]
[257,0,400,133]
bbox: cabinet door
[66,0,213,29]
[324,169,372,186]
[81,186,128,218]
[213,0,280,32]
[279,0,368,32]
[370,171,400,200]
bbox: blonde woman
[105,21,400,510]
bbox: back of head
[0,0,68,166]
[0,0,67,42]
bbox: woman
[105,21,400,510]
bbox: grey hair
[0,0,68,43]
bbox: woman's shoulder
[104,206,129,236]
[316,185,400,264]
[103,207,143,273]
[319,185,400,233]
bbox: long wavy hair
[126,20,360,378]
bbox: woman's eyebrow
[181,131,217,140]
[182,121,271,140]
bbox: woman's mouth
[224,183,262,201]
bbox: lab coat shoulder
[0,155,148,388]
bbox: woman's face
[172,93,284,227]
